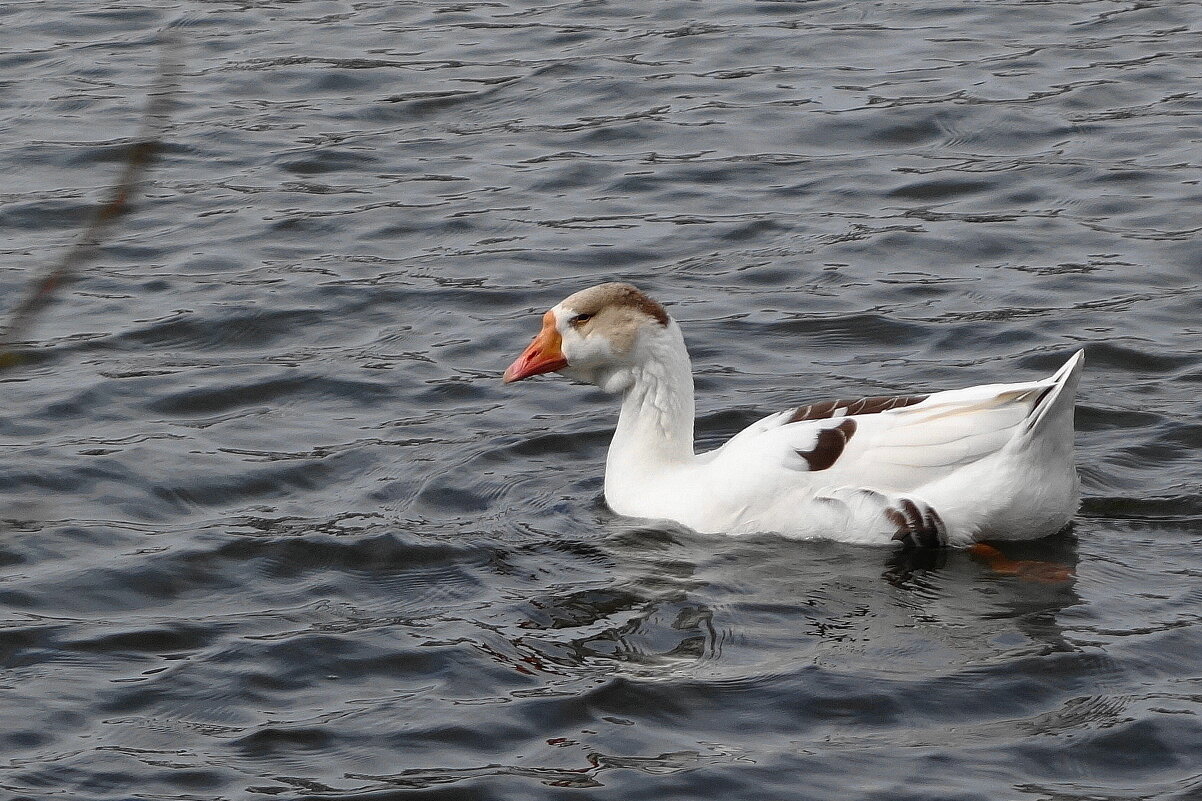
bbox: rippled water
[2,1,1201,798]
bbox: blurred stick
[0,34,182,371]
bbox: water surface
[1,1,1201,798]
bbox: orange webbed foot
[968,543,1075,584]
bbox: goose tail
[1022,349,1085,437]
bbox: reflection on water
[2,0,1202,798]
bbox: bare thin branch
[0,33,183,370]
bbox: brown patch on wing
[796,418,856,471]
[888,498,947,548]
[788,393,928,423]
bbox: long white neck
[605,321,696,487]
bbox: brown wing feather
[788,394,928,423]
[796,418,857,471]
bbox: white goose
[504,283,1083,547]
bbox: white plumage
[505,283,1083,546]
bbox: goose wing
[714,370,1072,493]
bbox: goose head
[503,283,673,394]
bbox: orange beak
[503,311,568,383]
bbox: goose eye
[570,313,593,326]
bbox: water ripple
[1,0,1201,798]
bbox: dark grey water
[2,1,1201,799]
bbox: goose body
[505,283,1083,546]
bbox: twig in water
[0,33,183,370]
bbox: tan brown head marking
[561,283,669,327]
[559,283,670,354]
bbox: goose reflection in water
[502,519,1083,681]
